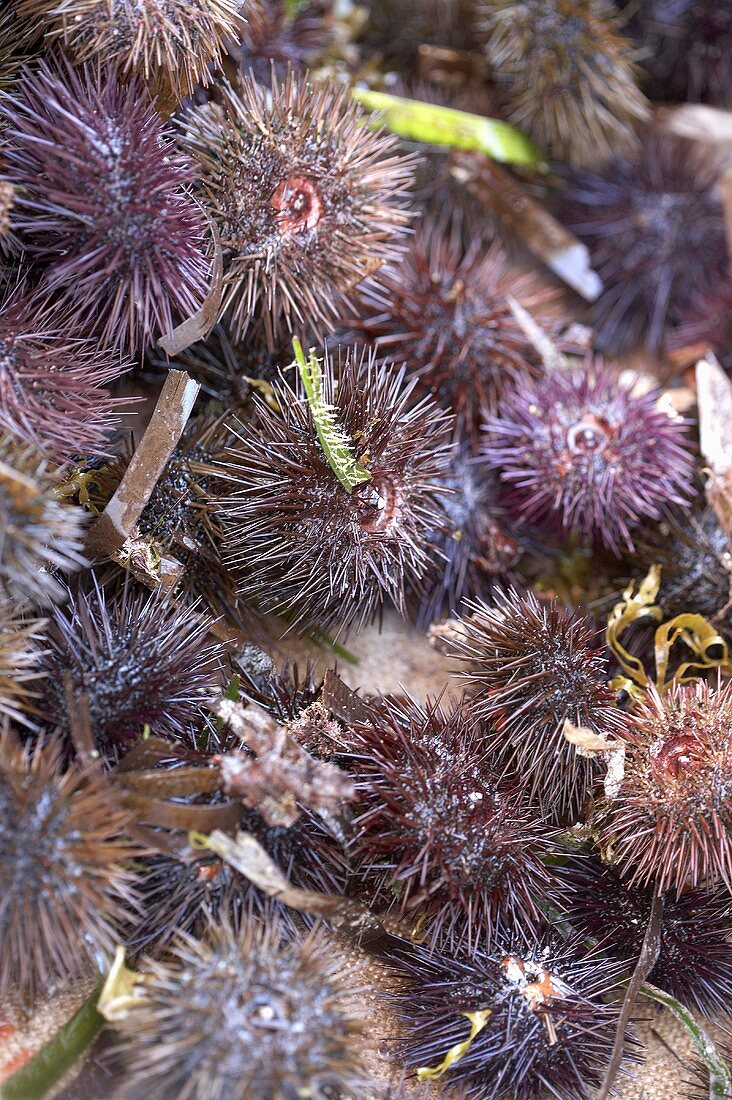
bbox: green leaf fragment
[292,338,371,494]
[0,985,104,1100]
[351,88,541,167]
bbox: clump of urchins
[482,364,695,555]
[393,932,632,1100]
[1,56,211,356]
[182,68,415,346]
[17,0,247,103]
[0,735,140,1006]
[0,434,87,606]
[413,441,522,626]
[557,856,732,1022]
[343,694,556,951]
[557,134,728,354]
[216,346,453,636]
[628,1,732,108]
[0,285,127,462]
[37,578,221,758]
[598,680,732,892]
[478,0,648,169]
[113,914,366,1100]
[447,588,622,822]
[350,216,561,438]
[0,604,43,726]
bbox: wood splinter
[85,370,200,586]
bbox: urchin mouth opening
[355,475,400,533]
[652,732,704,778]
[270,176,323,234]
[566,413,615,455]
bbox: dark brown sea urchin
[182,69,415,346]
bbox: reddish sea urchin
[350,216,560,439]
[217,346,453,636]
[0,434,87,606]
[182,68,415,346]
[18,0,247,104]
[0,604,44,727]
[478,0,648,169]
[447,588,622,822]
[482,364,695,554]
[598,680,732,893]
[1,57,211,356]
[343,694,555,951]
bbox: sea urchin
[482,364,694,554]
[182,68,415,345]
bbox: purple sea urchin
[478,0,648,169]
[182,69,415,345]
[0,435,87,606]
[598,680,732,893]
[344,694,555,951]
[558,856,732,1022]
[482,364,694,554]
[351,217,560,438]
[447,589,622,821]
[37,578,221,758]
[0,287,127,463]
[394,932,631,1100]
[1,57,210,356]
[114,915,366,1100]
[0,735,140,1005]
[557,135,728,354]
[217,346,453,636]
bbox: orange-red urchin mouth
[270,176,323,233]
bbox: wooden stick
[452,152,602,301]
[86,370,199,561]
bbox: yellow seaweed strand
[417,1010,492,1082]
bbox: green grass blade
[351,88,541,167]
